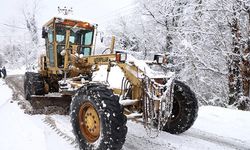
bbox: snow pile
[7,66,26,75]
[0,79,76,150]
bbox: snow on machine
[24,17,198,150]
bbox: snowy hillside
[1,78,250,150]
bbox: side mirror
[99,32,104,43]
[154,54,166,64]
[116,52,127,63]
[42,27,48,38]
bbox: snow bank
[193,106,250,142]
[0,79,12,106]
[6,66,26,75]
[0,79,46,150]
[0,79,76,150]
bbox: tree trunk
[240,10,250,98]
[228,17,242,105]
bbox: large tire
[70,83,127,150]
[24,72,32,100]
[162,80,198,134]
[24,72,44,101]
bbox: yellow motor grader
[24,17,198,150]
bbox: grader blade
[30,94,71,114]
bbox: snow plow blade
[30,94,71,115]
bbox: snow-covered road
[0,79,76,150]
[1,77,250,150]
[123,106,250,150]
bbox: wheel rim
[79,101,100,143]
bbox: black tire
[24,72,45,101]
[24,72,32,100]
[162,80,198,134]
[70,83,127,150]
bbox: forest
[108,0,250,110]
[0,0,249,110]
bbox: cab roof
[43,17,95,29]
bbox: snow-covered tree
[226,0,250,110]
[138,0,230,106]
[22,0,42,70]
[103,0,250,109]
[107,0,247,108]
[23,0,39,46]
[0,0,42,70]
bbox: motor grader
[24,17,198,150]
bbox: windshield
[55,25,94,46]
[74,30,93,45]
[55,24,94,57]
[53,25,94,67]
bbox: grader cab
[24,17,198,150]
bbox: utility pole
[58,6,73,15]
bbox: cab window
[83,31,93,45]
[48,45,54,67]
[56,27,66,43]
[48,29,53,43]
[80,47,91,56]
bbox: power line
[97,8,139,25]
[94,2,139,22]
[0,23,26,30]
[0,3,139,31]
[0,35,10,37]
[94,3,134,20]
[2,23,26,30]
[0,22,42,30]
[0,35,25,38]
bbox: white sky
[0,0,135,39]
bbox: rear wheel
[70,83,127,150]
[24,72,45,101]
[162,80,198,134]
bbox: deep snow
[0,72,250,150]
[0,79,76,150]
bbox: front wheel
[24,72,44,101]
[162,80,198,134]
[70,83,127,150]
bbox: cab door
[46,29,55,67]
